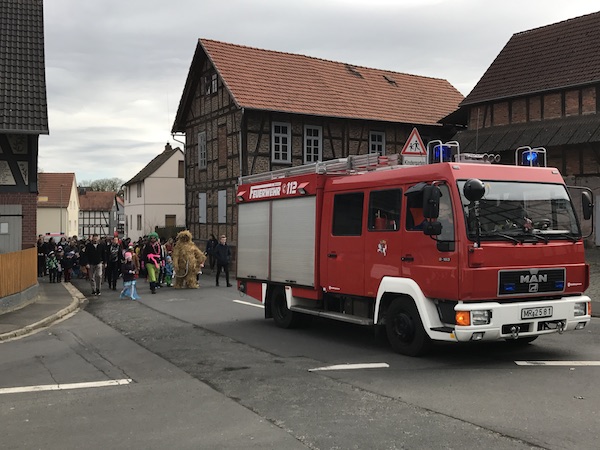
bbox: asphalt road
[86,276,600,448]
[1,273,598,449]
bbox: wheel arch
[374,277,444,338]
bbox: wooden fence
[0,248,38,298]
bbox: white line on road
[233,299,264,309]
[308,363,389,372]
[515,361,600,366]
[0,379,133,395]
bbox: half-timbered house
[172,39,464,252]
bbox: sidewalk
[0,279,84,341]
[2,250,600,342]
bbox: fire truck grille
[498,268,565,296]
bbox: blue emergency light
[522,150,540,166]
[433,145,453,163]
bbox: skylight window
[383,75,397,86]
[345,64,363,78]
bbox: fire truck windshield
[457,180,581,241]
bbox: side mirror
[423,221,442,236]
[582,191,593,220]
[463,179,485,202]
[423,185,441,219]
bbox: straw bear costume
[172,230,206,289]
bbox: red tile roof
[462,11,600,106]
[174,39,463,131]
[79,191,120,211]
[37,173,75,208]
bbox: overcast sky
[40,0,599,184]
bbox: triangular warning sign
[401,128,427,156]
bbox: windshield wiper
[480,231,522,244]
[523,233,549,244]
[555,232,580,242]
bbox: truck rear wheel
[385,299,430,356]
[271,288,302,329]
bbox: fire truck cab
[236,150,593,356]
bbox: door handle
[327,253,337,258]
[401,255,414,262]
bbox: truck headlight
[574,302,587,317]
[472,310,491,325]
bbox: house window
[136,214,142,231]
[272,122,291,163]
[218,189,227,224]
[198,131,207,169]
[136,182,142,198]
[304,125,322,163]
[165,215,176,227]
[218,125,227,167]
[369,131,385,156]
[178,160,184,178]
[205,73,218,95]
[211,73,218,93]
[198,192,207,224]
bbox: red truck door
[321,191,365,296]
[363,188,403,297]
[401,182,459,300]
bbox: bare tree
[78,178,124,192]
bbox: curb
[0,284,86,342]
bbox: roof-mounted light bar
[515,146,547,167]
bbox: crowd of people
[35,231,232,299]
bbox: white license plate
[521,306,553,320]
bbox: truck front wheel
[385,299,430,356]
[271,288,302,329]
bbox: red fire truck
[235,147,593,356]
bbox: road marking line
[515,361,600,366]
[0,379,133,395]
[233,299,264,309]
[309,363,389,372]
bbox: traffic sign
[401,128,427,156]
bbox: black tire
[271,288,302,329]
[385,298,431,356]
[504,336,538,346]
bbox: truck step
[290,306,374,326]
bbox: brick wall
[511,98,527,123]
[493,102,509,126]
[565,90,580,116]
[582,86,596,114]
[0,192,37,249]
[543,92,562,119]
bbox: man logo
[520,274,547,283]
[529,284,539,293]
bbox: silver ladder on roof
[239,153,401,184]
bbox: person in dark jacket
[214,235,232,287]
[205,234,218,274]
[106,236,124,290]
[83,234,107,296]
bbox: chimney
[164,142,172,152]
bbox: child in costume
[164,255,174,287]
[120,252,140,300]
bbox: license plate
[521,306,553,320]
